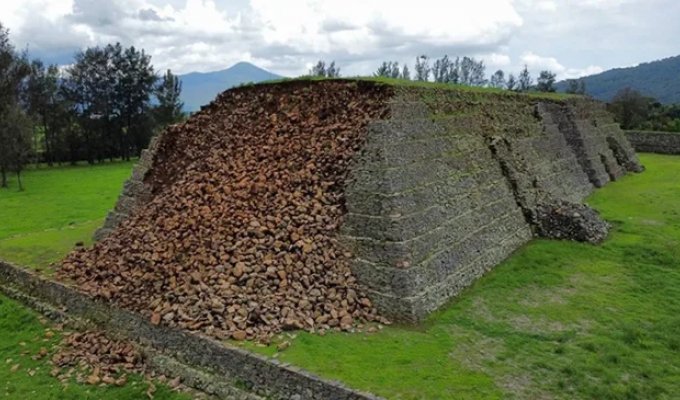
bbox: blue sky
[1,0,679,78]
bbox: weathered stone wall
[625,130,680,154]
[342,90,643,322]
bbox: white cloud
[1,0,526,75]
[535,1,558,11]
[519,51,603,80]
[521,51,564,71]
[0,0,677,80]
[486,53,512,67]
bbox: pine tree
[518,65,533,92]
[536,70,557,92]
[0,22,31,187]
[414,55,430,81]
[0,103,33,190]
[155,69,184,127]
[506,74,517,91]
[401,64,411,80]
[326,61,340,78]
[310,61,326,77]
[490,70,506,89]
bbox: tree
[448,57,460,84]
[310,61,326,77]
[536,70,557,92]
[115,45,157,160]
[0,22,31,187]
[326,61,340,78]
[375,61,391,78]
[489,70,506,89]
[375,61,400,79]
[608,88,651,129]
[432,56,451,83]
[0,23,30,111]
[63,43,157,163]
[459,57,486,86]
[470,59,487,87]
[459,57,473,85]
[506,74,517,91]
[154,69,184,127]
[309,60,340,78]
[518,65,533,92]
[401,64,411,80]
[24,60,69,165]
[0,103,33,190]
[63,45,116,163]
[565,78,587,95]
[414,55,430,81]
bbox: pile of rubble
[534,201,611,244]
[59,81,392,341]
[50,331,144,386]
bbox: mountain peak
[179,62,283,111]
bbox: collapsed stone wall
[87,81,643,326]
[64,81,392,341]
[94,132,166,241]
[625,130,680,154]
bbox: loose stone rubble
[59,81,392,341]
[50,331,145,387]
[534,201,611,244]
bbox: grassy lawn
[0,161,134,271]
[244,153,680,400]
[0,294,189,399]
[1,155,679,399]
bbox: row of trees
[0,22,185,190]
[312,55,587,94]
[609,87,680,132]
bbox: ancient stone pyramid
[59,80,643,341]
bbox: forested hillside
[558,55,680,104]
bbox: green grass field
[0,295,189,399]
[0,161,134,272]
[0,162,188,399]
[0,154,679,399]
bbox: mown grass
[0,161,134,271]
[244,153,680,400]
[0,294,189,399]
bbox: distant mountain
[557,55,680,104]
[179,62,283,112]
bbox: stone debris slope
[59,81,392,341]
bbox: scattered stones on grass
[50,331,144,386]
[59,81,392,341]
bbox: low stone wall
[625,130,680,154]
[0,260,382,400]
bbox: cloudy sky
[1,0,678,79]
